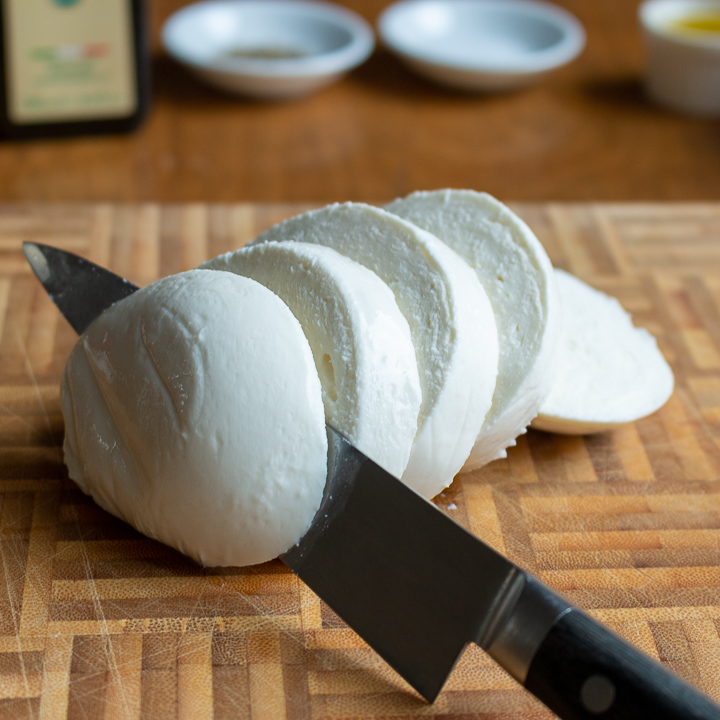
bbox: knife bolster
[486,574,571,683]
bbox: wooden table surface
[1,0,720,204]
[1,201,720,720]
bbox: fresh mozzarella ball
[252,202,499,498]
[60,270,328,567]
[533,269,674,434]
[386,189,561,471]
[201,241,422,479]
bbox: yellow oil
[668,12,720,35]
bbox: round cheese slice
[60,269,328,568]
[386,189,561,470]
[201,241,422,479]
[251,202,499,498]
[532,269,674,434]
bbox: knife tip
[22,242,52,283]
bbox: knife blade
[24,241,720,720]
[21,241,138,334]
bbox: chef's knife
[24,241,720,720]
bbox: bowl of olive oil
[640,0,720,115]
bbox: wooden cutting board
[1,202,720,720]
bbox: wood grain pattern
[0,202,719,719]
[1,0,720,204]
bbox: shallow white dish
[640,0,720,116]
[377,0,585,91]
[162,0,375,100]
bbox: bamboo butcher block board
[1,202,720,720]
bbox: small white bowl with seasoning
[377,0,585,92]
[162,0,375,100]
[640,0,720,115]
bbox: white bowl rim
[378,0,586,75]
[162,0,375,79]
[639,0,720,48]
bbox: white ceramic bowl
[377,0,585,91]
[162,0,375,100]
[640,0,720,115]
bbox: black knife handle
[525,607,720,719]
[523,592,720,719]
[487,575,720,719]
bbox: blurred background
[1,0,718,204]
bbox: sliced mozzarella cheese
[201,241,422,479]
[532,269,674,434]
[60,270,328,568]
[252,202,499,498]
[386,189,561,470]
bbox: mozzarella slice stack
[201,241,422,479]
[532,269,674,434]
[386,190,561,470]
[61,270,328,568]
[59,190,676,570]
[251,202,499,498]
